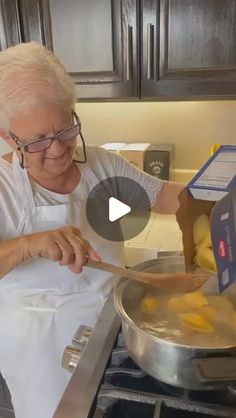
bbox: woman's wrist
[20,234,33,261]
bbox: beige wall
[76,101,236,169]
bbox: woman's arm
[98,148,186,215]
[152,181,186,215]
[0,225,100,279]
[0,235,29,278]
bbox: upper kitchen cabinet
[3,0,236,100]
[141,0,236,99]
[19,0,139,99]
[0,0,21,50]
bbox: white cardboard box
[100,143,127,154]
[119,143,150,171]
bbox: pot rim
[114,277,236,352]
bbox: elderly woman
[0,42,184,418]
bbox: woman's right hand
[23,225,100,273]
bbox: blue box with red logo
[210,187,236,292]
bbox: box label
[194,152,236,189]
[210,188,236,292]
[188,146,236,201]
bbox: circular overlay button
[86,176,151,242]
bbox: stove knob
[62,344,83,373]
[62,326,93,372]
[72,325,92,346]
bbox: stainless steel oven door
[53,297,120,418]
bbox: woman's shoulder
[1,152,13,164]
[0,153,16,190]
[86,145,113,162]
[0,153,14,173]
[79,145,117,178]
[0,153,22,239]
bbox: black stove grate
[92,333,236,418]
[104,400,226,418]
[97,384,236,418]
[105,400,155,418]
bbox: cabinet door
[141,0,236,99]
[19,0,139,100]
[0,0,21,50]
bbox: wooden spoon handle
[86,260,149,283]
[86,260,208,285]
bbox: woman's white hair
[0,42,76,131]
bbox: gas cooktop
[54,298,236,418]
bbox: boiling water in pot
[127,289,236,348]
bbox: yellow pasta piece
[178,313,213,333]
[201,230,212,248]
[193,214,210,246]
[195,247,216,273]
[182,292,208,309]
[141,297,158,313]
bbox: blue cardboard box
[188,145,236,201]
[210,187,236,292]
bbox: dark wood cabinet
[1,0,236,100]
[19,0,140,99]
[141,0,236,99]
[0,0,21,50]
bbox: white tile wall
[124,213,183,266]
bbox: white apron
[0,153,123,418]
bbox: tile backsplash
[124,213,183,266]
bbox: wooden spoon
[86,260,209,293]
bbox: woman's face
[8,103,77,178]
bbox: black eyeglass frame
[9,110,87,169]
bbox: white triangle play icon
[109,197,131,222]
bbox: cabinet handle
[147,23,154,79]
[126,25,133,81]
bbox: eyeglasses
[9,111,87,168]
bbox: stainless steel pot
[114,255,236,390]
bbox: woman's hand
[152,181,186,215]
[23,225,100,273]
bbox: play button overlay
[109,197,131,222]
[86,176,151,242]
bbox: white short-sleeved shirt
[0,146,162,240]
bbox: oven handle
[193,356,236,385]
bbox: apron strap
[12,149,101,213]
[12,151,36,212]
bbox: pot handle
[193,357,236,385]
